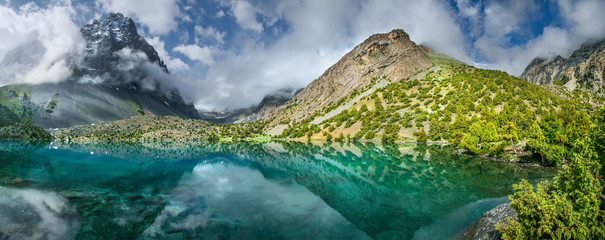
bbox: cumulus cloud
[229,0,263,32]
[174,44,217,66]
[96,0,181,35]
[194,25,226,45]
[0,2,85,86]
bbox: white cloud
[351,0,468,62]
[194,25,226,45]
[192,0,469,111]
[461,0,605,75]
[230,0,263,32]
[174,44,216,66]
[146,36,190,73]
[0,2,85,86]
[96,0,180,35]
[3,0,605,112]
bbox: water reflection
[0,141,556,239]
[143,159,369,239]
[0,186,80,239]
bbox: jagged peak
[80,12,168,73]
[81,13,138,42]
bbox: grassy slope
[276,55,602,156]
[0,84,33,124]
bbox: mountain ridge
[521,37,605,93]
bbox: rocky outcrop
[452,203,517,240]
[263,29,432,128]
[521,38,605,92]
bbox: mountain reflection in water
[0,141,556,239]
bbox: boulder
[451,203,517,240]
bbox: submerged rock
[451,203,517,240]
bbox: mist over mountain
[521,37,605,93]
[0,12,199,128]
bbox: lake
[0,141,556,239]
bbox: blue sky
[1,0,605,110]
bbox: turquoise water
[0,141,556,239]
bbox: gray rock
[451,203,517,240]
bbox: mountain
[199,88,300,123]
[257,29,600,163]
[521,38,605,93]
[50,28,603,166]
[0,13,199,129]
[262,29,433,134]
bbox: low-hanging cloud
[0,2,85,86]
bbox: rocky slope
[262,29,432,133]
[521,38,605,93]
[0,13,199,128]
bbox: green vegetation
[126,100,145,115]
[276,57,602,164]
[497,108,605,239]
[0,84,34,124]
[54,115,270,147]
[0,123,53,141]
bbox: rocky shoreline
[452,203,517,240]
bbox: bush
[413,128,428,142]
[497,141,604,239]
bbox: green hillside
[53,115,268,148]
[0,84,33,125]
[277,55,604,164]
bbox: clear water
[0,141,556,240]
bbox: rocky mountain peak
[80,13,168,74]
[521,37,605,93]
[261,29,432,127]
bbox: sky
[1,0,605,111]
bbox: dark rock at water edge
[452,203,517,240]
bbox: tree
[482,121,500,142]
[501,122,519,156]
[365,131,375,140]
[326,133,333,141]
[461,121,485,154]
[590,108,605,178]
[497,140,604,239]
[527,120,564,165]
[413,128,427,142]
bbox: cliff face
[264,29,432,125]
[521,38,605,92]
